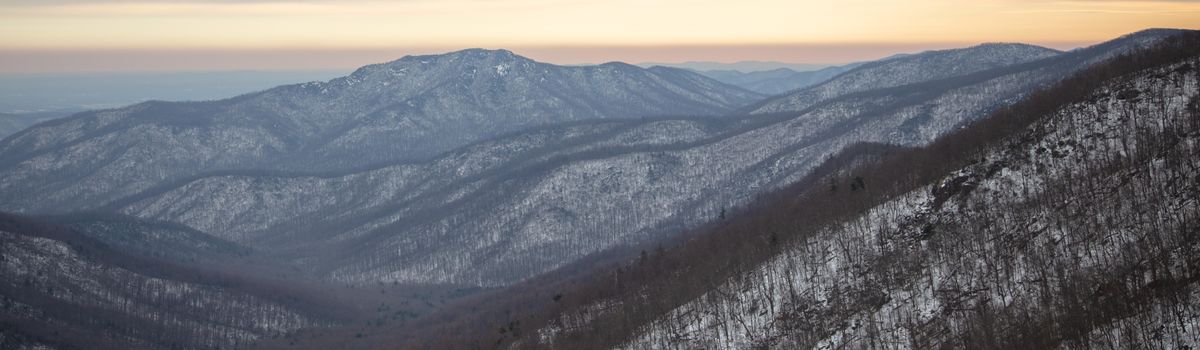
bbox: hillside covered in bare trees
[345,30,1200,350]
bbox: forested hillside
[540,31,1200,350]
[345,30,1200,350]
[621,36,1200,349]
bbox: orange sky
[1,0,1198,72]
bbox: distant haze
[0,42,1090,74]
[0,70,349,113]
[2,0,1197,73]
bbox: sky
[1,0,1199,72]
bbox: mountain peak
[392,48,530,65]
[448,48,520,59]
[344,48,536,80]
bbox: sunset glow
[1,0,1198,72]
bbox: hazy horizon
[3,0,1198,73]
[0,41,1096,74]
[0,33,1153,112]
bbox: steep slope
[527,32,1200,349]
[0,49,762,213]
[107,30,1191,288]
[699,63,862,95]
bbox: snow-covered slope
[99,30,1191,288]
[608,43,1200,350]
[0,49,762,213]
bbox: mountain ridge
[0,49,762,213]
[747,42,1064,114]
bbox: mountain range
[1,28,1196,349]
[97,29,1178,287]
[0,49,761,213]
